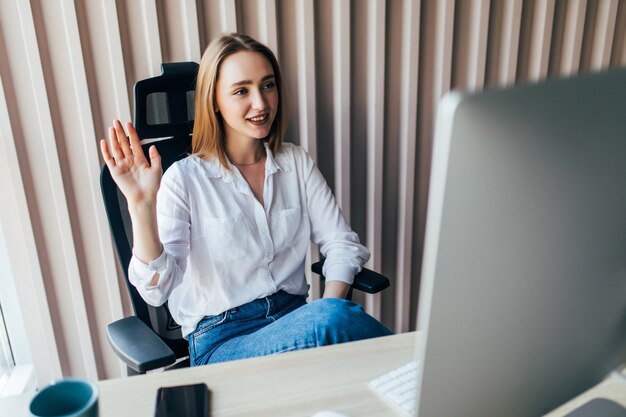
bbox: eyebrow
[229,74,275,88]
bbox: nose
[251,88,268,110]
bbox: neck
[226,139,265,166]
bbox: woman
[100,33,391,366]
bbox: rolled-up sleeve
[127,164,190,306]
[303,152,370,284]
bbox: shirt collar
[199,141,291,182]
[264,142,290,176]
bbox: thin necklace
[232,150,264,166]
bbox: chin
[250,129,271,140]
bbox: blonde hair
[192,33,287,168]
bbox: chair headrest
[133,62,199,140]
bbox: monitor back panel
[417,69,626,417]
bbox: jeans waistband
[234,290,304,318]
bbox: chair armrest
[107,316,176,373]
[311,259,390,294]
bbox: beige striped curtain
[0,0,624,383]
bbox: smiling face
[215,51,279,145]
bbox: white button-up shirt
[129,142,369,338]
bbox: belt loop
[265,295,274,317]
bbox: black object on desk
[564,399,626,417]
[155,383,210,417]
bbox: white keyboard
[368,360,420,416]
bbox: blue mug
[29,378,98,417]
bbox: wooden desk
[98,332,415,417]
[97,331,626,417]
[3,331,625,416]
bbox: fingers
[108,125,124,161]
[114,119,133,159]
[105,120,162,172]
[106,119,142,164]
[126,122,147,164]
[148,145,162,172]
[100,139,116,169]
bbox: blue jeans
[188,290,393,365]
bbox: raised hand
[100,120,162,208]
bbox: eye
[234,88,248,96]
[263,81,276,90]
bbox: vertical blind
[0,0,624,382]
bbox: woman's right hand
[100,120,162,208]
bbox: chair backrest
[100,62,199,360]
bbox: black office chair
[100,62,390,375]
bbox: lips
[246,114,269,125]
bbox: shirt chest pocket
[274,205,306,249]
[202,213,250,262]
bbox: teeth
[248,115,267,122]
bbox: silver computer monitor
[415,68,626,417]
